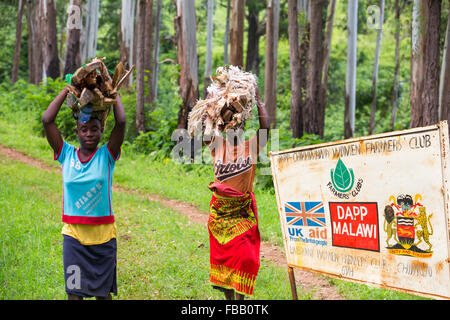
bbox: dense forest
[1,0,450,159]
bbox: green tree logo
[331,158,355,193]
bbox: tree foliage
[0,0,449,161]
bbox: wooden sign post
[270,122,450,299]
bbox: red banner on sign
[329,202,380,252]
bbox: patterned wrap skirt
[208,184,261,296]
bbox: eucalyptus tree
[344,0,358,139]
[174,0,198,130]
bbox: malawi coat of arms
[383,194,434,258]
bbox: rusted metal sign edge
[438,121,450,275]
[286,263,448,300]
[269,123,441,157]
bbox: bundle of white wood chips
[66,57,134,128]
[188,65,257,137]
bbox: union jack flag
[284,202,326,227]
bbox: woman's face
[76,118,103,150]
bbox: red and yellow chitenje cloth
[208,183,261,296]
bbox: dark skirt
[63,235,117,298]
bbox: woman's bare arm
[42,87,69,154]
[254,85,270,149]
[107,94,126,159]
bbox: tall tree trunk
[245,1,264,75]
[58,2,66,77]
[410,0,423,127]
[410,0,441,128]
[229,0,245,68]
[288,0,302,138]
[304,0,325,135]
[204,0,214,98]
[136,0,153,134]
[120,0,136,87]
[27,0,44,84]
[136,0,147,134]
[42,0,60,80]
[26,0,35,84]
[245,7,259,74]
[63,0,82,77]
[144,0,153,104]
[369,0,384,134]
[11,0,25,85]
[288,0,309,138]
[33,0,44,84]
[175,0,199,130]
[81,0,99,62]
[37,0,47,81]
[344,0,358,139]
[391,0,400,131]
[318,0,336,137]
[264,0,280,128]
[224,0,231,65]
[152,0,162,99]
[439,4,450,130]
[420,0,441,126]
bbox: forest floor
[0,143,344,300]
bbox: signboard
[269,122,450,299]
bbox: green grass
[0,155,296,300]
[114,190,298,300]
[0,157,64,299]
[0,101,427,300]
[113,154,283,246]
[0,111,283,246]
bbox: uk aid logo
[284,201,328,246]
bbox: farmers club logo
[327,158,363,199]
[331,158,354,192]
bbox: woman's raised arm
[42,87,69,155]
[107,94,126,159]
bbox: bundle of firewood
[188,65,257,137]
[66,57,134,128]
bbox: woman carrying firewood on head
[190,66,270,300]
[42,62,127,300]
